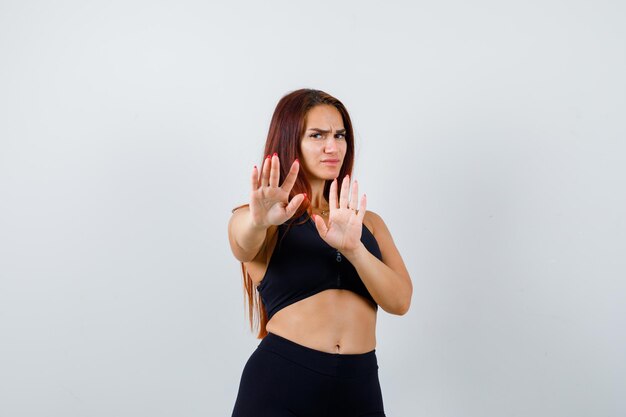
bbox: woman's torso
[244,214,378,354]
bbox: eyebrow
[307,128,347,134]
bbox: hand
[312,174,367,253]
[249,153,306,228]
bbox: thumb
[312,214,328,238]
[284,193,306,218]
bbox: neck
[308,177,329,209]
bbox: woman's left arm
[312,177,412,315]
[342,210,413,315]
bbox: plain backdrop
[1,1,625,416]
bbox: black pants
[231,332,386,417]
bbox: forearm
[342,243,412,315]
[228,212,269,262]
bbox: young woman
[228,89,412,417]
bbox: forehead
[305,105,344,128]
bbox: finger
[339,174,350,209]
[261,154,271,187]
[280,159,300,193]
[284,193,306,217]
[251,164,259,191]
[312,214,328,238]
[329,178,338,209]
[357,194,367,223]
[269,153,280,187]
[349,179,358,210]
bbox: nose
[324,137,338,153]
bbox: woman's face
[299,105,347,181]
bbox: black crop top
[257,213,383,320]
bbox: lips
[322,159,340,164]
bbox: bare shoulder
[363,209,398,256]
[363,209,411,281]
[228,204,249,237]
[363,209,385,236]
[230,203,250,217]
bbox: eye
[310,133,324,139]
[335,133,346,140]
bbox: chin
[312,174,337,182]
[310,166,342,181]
[324,170,341,179]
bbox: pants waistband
[257,332,379,377]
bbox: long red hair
[235,88,356,339]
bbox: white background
[1,1,625,416]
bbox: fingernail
[266,154,270,159]
[295,158,299,163]
[303,193,307,198]
[273,152,277,157]
[253,165,257,169]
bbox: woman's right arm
[228,206,270,263]
[227,154,305,263]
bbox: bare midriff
[246,220,378,355]
[263,289,377,354]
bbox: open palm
[249,154,305,228]
[312,175,367,253]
